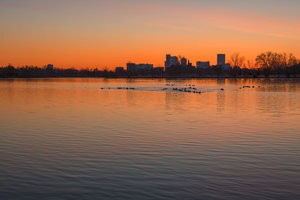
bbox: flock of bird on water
[100,84,259,94]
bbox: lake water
[0,78,299,200]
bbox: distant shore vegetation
[1,52,300,78]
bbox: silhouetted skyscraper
[217,54,226,66]
[165,54,171,68]
[165,54,179,68]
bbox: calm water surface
[0,78,299,200]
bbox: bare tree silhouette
[256,51,298,77]
[230,53,245,68]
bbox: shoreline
[0,76,300,79]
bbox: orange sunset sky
[0,0,299,69]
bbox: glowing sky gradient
[1,0,300,69]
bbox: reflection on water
[0,78,299,200]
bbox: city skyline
[1,0,300,69]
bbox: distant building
[127,63,137,73]
[139,64,153,71]
[196,61,210,69]
[126,63,153,73]
[46,64,54,70]
[165,54,172,68]
[181,57,187,66]
[217,54,226,66]
[222,63,231,70]
[153,67,164,76]
[165,54,179,68]
[115,66,125,73]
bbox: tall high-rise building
[217,54,226,66]
[165,54,179,68]
[165,54,171,68]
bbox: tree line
[228,51,299,77]
[0,65,115,78]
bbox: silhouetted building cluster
[165,54,192,69]
[196,61,210,69]
[123,63,163,77]
[127,63,153,74]
[164,54,195,76]
[163,53,234,76]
